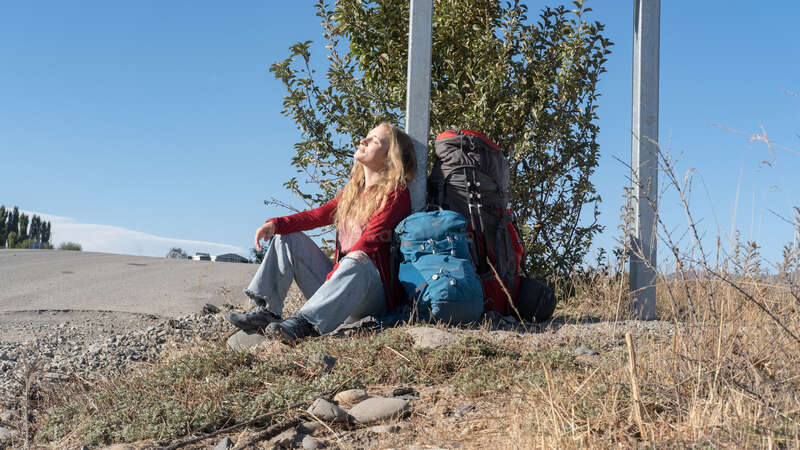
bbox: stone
[406,327,459,349]
[307,353,336,372]
[270,428,302,447]
[369,424,401,433]
[574,346,598,356]
[226,330,266,350]
[454,404,476,417]
[302,434,321,450]
[0,408,12,423]
[213,436,234,450]
[349,397,410,424]
[297,421,325,435]
[202,303,220,315]
[307,398,349,423]
[0,426,13,441]
[99,445,137,450]
[391,387,414,397]
[333,389,369,405]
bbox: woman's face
[354,125,391,171]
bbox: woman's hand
[254,221,276,251]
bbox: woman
[226,123,416,344]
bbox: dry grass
[18,129,800,448]
[30,268,800,449]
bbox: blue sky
[1,1,798,266]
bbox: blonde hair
[334,123,416,228]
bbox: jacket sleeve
[267,196,338,235]
[348,187,410,255]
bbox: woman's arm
[267,196,339,235]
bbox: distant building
[187,252,248,263]
[214,253,249,263]
[191,252,211,261]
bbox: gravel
[0,310,234,410]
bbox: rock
[270,428,302,447]
[213,436,234,450]
[307,398,349,423]
[226,330,266,350]
[307,353,336,372]
[369,424,400,433]
[302,434,321,450]
[99,445,137,450]
[333,389,369,405]
[349,397,410,424]
[574,346,598,356]
[454,404,475,417]
[0,408,12,423]
[297,421,325,435]
[0,426,13,441]
[406,327,459,349]
[391,387,414,397]
[202,303,220,315]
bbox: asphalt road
[0,249,256,317]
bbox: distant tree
[18,213,29,241]
[43,221,51,244]
[7,232,17,248]
[30,215,40,242]
[0,205,6,247]
[9,207,19,241]
[58,242,82,251]
[166,247,188,259]
[249,246,266,264]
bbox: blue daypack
[393,210,484,324]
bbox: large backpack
[427,129,525,315]
[393,210,484,324]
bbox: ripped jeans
[244,232,386,334]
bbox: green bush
[58,242,82,251]
[271,0,611,281]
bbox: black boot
[225,307,280,331]
[265,314,319,344]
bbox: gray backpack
[427,129,523,315]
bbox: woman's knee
[345,250,369,264]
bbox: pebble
[202,303,221,315]
[297,421,325,435]
[307,398,349,423]
[226,330,267,351]
[454,404,476,417]
[574,346,598,356]
[270,428,302,447]
[349,397,410,424]
[369,424,401,433]
[307,353,336,372]
[213,436,234,450]
[391,387,414,397]
[0,425,13,441]
[406,327,459,349]
[333,389,369,405]
[302,434,321,450]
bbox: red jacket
[267,186,411,310]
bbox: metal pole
[405,0,433,212]
[630,0,660,320]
